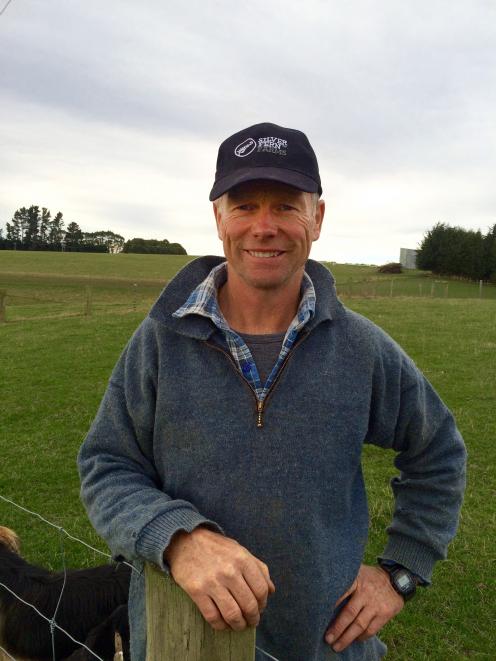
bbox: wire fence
[1,275,494,324]
[0,283,153,323]
[336,276,495,300]
[0,494,280,661]
[0,493,137,661]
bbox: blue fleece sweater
[78,257,466,661]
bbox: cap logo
[234,138,257,157]
[257,136,287,156]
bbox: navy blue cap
[209,122,322,201]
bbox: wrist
[163,525,215,565]
[163,529,190,564]
[379,562,417,601]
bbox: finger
[211,588,248,632]
[228,575,263,626]
[327,591,364,642]
[195,594,229,631]
[356,615,383,642]
[244,562,273,611]
[331,606,375,653]
[255,559,276,594]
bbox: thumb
[334,578,358,608]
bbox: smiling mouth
[246,250,284,258]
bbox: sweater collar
[149,255,341,340]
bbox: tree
[123,237,187,254]
[24,205,41,247]
[7,207,29,244]
[5,219,21,243]
[48,212,65,245]
[82,230,125,252]
[65,221,83,247]
[484,223,496,281]
[417,222,494,280]
[416,222,448,271]
[39,208,51,244]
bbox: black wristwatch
[379,563,417,601]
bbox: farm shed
[400,248,418,269]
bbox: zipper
[256,400,264,428]
[205,339,260,412]
[206,329,311,429]
[256,330,311,427]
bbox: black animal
[0,526,131,661]
[65,604,130,661]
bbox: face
[213,180,324,293]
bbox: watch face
[392,568,416,599]
[397,573,412,589]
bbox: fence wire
[0,644,17,660]
[1,493,281,661]
[0,581,104,661]
[0,494,137,572]
[0,493,132,661]
[256,645,280,660]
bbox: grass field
[0,251,495,659]
[0,251,494,324]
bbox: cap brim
[209,167,321,201]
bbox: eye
[235,203,256,211]
[278,204,297,212]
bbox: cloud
[1,0,495,264]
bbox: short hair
[213,190,319,211]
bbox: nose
[250,208,277,238]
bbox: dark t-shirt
[236,331,286,385]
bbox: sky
[0,0,495,265]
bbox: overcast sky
[1,0,495,264]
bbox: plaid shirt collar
[173,262,316,401]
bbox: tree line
[0,205,187,254]
[122,237,186,255]
[417,222,496,282]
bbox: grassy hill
[0,251,494,324]
[0,250,495,658]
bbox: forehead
[226,180,306,202]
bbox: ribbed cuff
[135,506,225,574]
[379,534,441,584]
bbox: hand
[164,526,276,632]
[324,564,404,652]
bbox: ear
[312,199,325,241]
[213,202,224,240]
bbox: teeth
[249,251,281,258]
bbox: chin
[242,274,294,291]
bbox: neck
[218,269,303,334]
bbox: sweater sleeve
[77,319,224,572]
[365,345,467,584]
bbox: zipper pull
[257,400,264,428]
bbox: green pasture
[0,251,494,324]
[0,251,495,659]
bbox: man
[78,122,467,660]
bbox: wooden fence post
[145,563,255,661]
[133,283,138,312]
[84,286,92,317]
[0,290,6,323]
